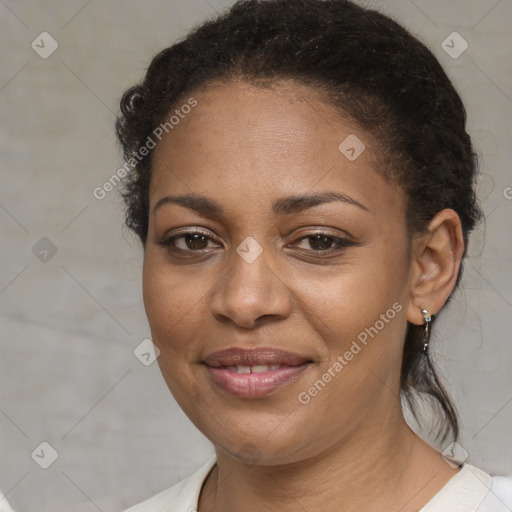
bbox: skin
[142,79,466,512]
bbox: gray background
[0,1,511,511]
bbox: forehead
[155,79,354,159]
[150,79,404,220]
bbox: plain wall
[0,1,511,510]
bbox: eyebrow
[152,191,371,217]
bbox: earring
[422,309,432,355]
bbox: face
[143,79,414,466]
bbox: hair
[116,0,483,445]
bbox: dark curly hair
[116,0,483,445]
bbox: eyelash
[156,229,355,256]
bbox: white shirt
[0,490,15,512]
[124,457,512,512]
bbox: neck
[198,405,459,512]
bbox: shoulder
[0,490,16,512]
[122,456,217,512]
[420,463,504,512]
[478,474,512,512]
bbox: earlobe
[406,209,465,326]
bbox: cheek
[142,254,206,357]
[290,251,407,337]
[286,251,410,410]
[142,256,209,405]
[288,270,408,446]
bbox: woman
[117,1,511,510]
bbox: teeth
[226,364,282,373]
[251,365,269,373]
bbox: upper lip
[204,347,312,367]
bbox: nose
[209,243,292,329]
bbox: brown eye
[178,233,209,250]
[293,232,354,253]
[307,234,337,251]
[156,230,221,253]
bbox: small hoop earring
[422,309,432,355]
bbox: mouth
[220,363,288,373]
[203,347,313,398]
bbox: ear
[406,209,465,326]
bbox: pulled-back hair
[116,0,483,445]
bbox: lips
[203,347,312,398]
[204,347,311,368]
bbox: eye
[156,230,221,252]
[291,231,355,253]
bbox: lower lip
[205,364,311,398]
